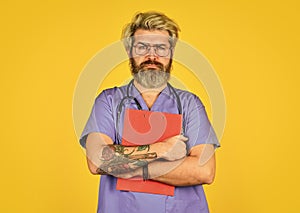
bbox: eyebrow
[135,42,169,46]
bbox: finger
[178,135,188,141]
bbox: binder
[116,108,182,196]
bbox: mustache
[140,60,164,69]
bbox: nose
[146,46,158,60]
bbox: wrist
[150,143,164,158]
[142,161,149,181]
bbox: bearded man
[80,11,220,213]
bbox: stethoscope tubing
[116,79,184,144]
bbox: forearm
[146,144,216,186]
[85,132,188,178]
[88,143,158,177]
[149,155,215,186]
[86,133,160,177]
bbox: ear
[169,47,175,59]
[126,48,131,57]
[126,46,133,59]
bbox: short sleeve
[184,94,220,151]
[79,90,116,148]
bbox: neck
[133,80,167,109]
[133,80,167,94]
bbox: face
[129,29,173,89]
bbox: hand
[153,135,188,161]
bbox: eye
[136,43,148,51]
[156,45,167,51]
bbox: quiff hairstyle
[122,11,180,52]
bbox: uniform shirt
[80,82,220,213]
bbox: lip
[144,64,159,68]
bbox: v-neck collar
[129,81,172,111]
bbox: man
[80,11,220,213]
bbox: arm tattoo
[97,145,157,177]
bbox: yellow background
[1,0,299,212]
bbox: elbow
[86,158,100,175]
[89,167,99,175]
[195,167,215,185]
[88,164,99,175]
[204,168,215,184]
[204,172,215,185]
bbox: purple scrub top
[80,82,220,213]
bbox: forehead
[133,29,170,44]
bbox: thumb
[177,135,188,141]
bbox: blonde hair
[122,11,180,51]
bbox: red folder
[116,108,182,196]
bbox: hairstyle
[122,11,180,51]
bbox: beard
[130,58,172,89]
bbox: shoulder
[95,85,127,104]
[172,87,204,108]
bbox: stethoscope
[116,79,184,144]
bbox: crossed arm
[85,132,216,186]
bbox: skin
[131,29,171,70]
[85,29,216,186]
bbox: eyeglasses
[133,42,171,57]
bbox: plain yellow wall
[1,0,299,212]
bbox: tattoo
[96,168,109,175]
[127,153,157,160]
[137,145,150,152]
[97,145,157,177]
